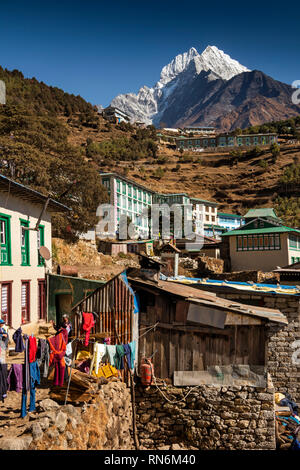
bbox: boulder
[55,411,68,433]
[38,399,60,412]
[0,436,33,450]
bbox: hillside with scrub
[0,65,299,238]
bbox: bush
[258,159,269,169]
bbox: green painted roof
[204,224,226,230]
[218,212,244,219]
[222,225,300,237]
[190,197,218,206]
[244,208,279,219]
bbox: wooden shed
[70,270,138,383]
[128,277,287,382]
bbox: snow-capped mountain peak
[110,45,250,125]
[159,47,199,85]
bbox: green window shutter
[0,214,12,265]
[37,225,45,266]
[20,220,30,266]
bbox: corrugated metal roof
[129,277,288,324]
[162,275,300,296]
[0,174,70,213]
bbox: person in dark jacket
[51,315,72,342]
[0,319,9,349]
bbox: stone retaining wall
[135,384,276,450]
[218,292,300,401]
[0,381,134,451]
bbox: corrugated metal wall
[71,274,135,382]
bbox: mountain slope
[111,47,300,130]
[111,45,249,126]
[171,70,300,131]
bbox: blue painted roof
[160,274,300,296]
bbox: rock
[38,417,50,431]
[140,413,151,424]
[171,443,183,450]
[68,417,78,430]
[61,404,81,419]
[56,411,68,432]
[0,436,33,450]
[38,399,60,412]
[65,431,73,441]
[43,411,57,424]
[47,429,59,439]
[31,423,44,441]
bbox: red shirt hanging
[82,312,95,346]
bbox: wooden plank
[169,332,176,378]
[140,322,230,336]
[225,312,262,325]
[160,328,169,379]
[175,300,188,323]
[191,334,204,371]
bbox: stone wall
[0,381,134,451]
[135,384,275,450]
[197,255,224,275]
[218,292,300,401]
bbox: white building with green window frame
[99,173,155,239]
[222,208,300,272]
[99,173,220,240]
[0,174,69,330]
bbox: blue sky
[0,0,299,106]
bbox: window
[128,185,132,197]
[37,226,45,266]
[289,235,298,249]
[38,280,46,320]
[116,179,121,193]
[248,236,253,250]
[138,190,142,201]
[122,182,126,195]
[21,281,30,323]
[1,282,12,326]
[0,214,11,266]
[237,233,281,251]
[102,178,110,189]
[20,220,30,266]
